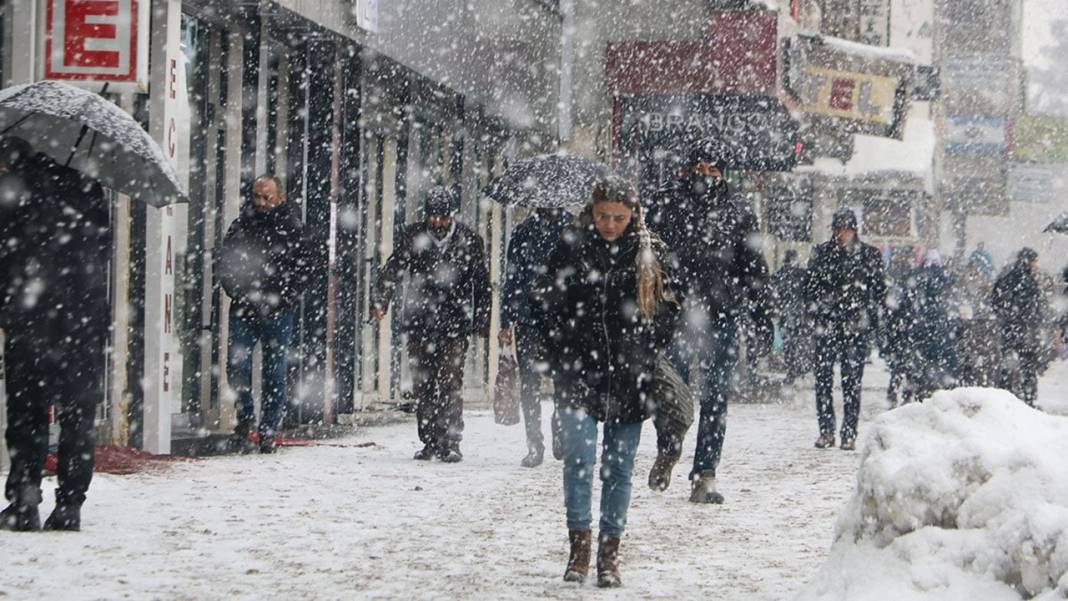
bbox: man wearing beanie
[805,208,886,451]
[371,186,491,462]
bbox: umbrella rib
[66,124,90,167]
[0,112,34,136]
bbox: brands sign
[785,35,913,139]
[43,0,150,90]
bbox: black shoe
[520,448,544,468]
[648,452,679,492]
[259,435,277,454]
[229,425,258,454]
[0,503,41,532]
[43,505,80,532]
[840,437,856,451]
[413,445,435,461]
[438,446,463,463]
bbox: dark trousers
[408,336,469,450]
[814,328,868,440]
[670,314,738,479]
[227,304,295,438]
[515,325,546,453]
[5,329,103,508]
[999,348,1038,407]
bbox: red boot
[563,529,591,582]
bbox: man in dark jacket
[499,208,570,467]
[0,137,111,531]
[771,250,811,386]
[991,248,1048,406]
[219,174,307,454]
[646,143,773,504]
[806,208,886,451]
[371,187,491,463]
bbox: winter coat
[501,211,571,328]
[0,155,110,343]
[991,263,1048,354]
[646,177,771,327]
[901,265,957,368]
[771,263,809,334]
[219,203,308,316]
[372,221,491,340]
[531,223,682,424]
[805,238,887,336]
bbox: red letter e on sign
[45,0,140,83]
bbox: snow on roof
[796,388,1068,600]
[815,34,920,65]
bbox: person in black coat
[499,208,571,467]
[991,248,1048,406]
[900,250,958,401]
[532,175,680,588]
[646,143,772,504]
[219,174,308,453]
[371,187,491,463]
[806,208,886,451]
[0,137,111,531]
[771,250,811,386]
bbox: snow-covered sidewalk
[0,385,874,601]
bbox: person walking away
[532,175,681,587]
[646,142,773,504]
[371,187,491,462]
[0,136,111,531]
[806,208,886,451]
[901,250,958,401]
[499,208,571,467]
[991,248,1049,406]
[219,175,307,454]
[771,250,811,388]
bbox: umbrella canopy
[485,153,610,208]
[1044,212,1068,234]
[0,81,184,206]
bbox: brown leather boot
[596,535,622,588]
[648,451,679,492]
[563,529,591,582]
[814,433,836,449]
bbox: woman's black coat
[531,223,682,424]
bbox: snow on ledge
[814,34,919,65]
[796,388,1068,601]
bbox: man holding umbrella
[647,141,773,504]
[0,136,111,531]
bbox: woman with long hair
[532,175,681,587]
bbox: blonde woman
[532,175,681,587]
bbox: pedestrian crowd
[2,133,1065,589]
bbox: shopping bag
[493,355,521,425]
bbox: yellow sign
[797,67,900,125]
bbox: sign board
[1008,164,1068,204]
[785,35,913,139]
[940,55,1016,115]
[945,116,1006,155]
[606,11,778,97]
[615,94,799,173]
[356,0,379,34]
[43,0,150,91]
[1013,114,1068,163]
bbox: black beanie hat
[424,186,459,217]
[832,207,858,230]
[688,139,730,170]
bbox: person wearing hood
[371,187,491,463]
[499,208,572,467]
[219,175,308,454]
[806,208,886,451]
[645,142,773,504]
[991,247,1049,406]
[532,175,681,588]
[0,136,111,532]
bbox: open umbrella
[0,81,184,206]
[485,152,610,208]
[1044,212,1068,234]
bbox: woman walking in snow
[531,175,681,587]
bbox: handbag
[493,354,521,426]
[648,354,694,459]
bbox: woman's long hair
[586,175,673,320]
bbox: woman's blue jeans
[559,406,642,538]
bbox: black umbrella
[0,81,184,206]
[485,153,610,208]
[1044,212,1068,234]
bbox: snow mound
[797,388,1068,601]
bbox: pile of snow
[797,388,1068,601]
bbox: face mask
[690,175,726,199]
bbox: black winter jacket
[501,211,571,328]
[647,177,770,325]
[532,224,682,424]
[806,238,887,336]
[219,203,308,316]
[371,221,491,339]
[0,155,110,343]
[991,262,1048,354]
